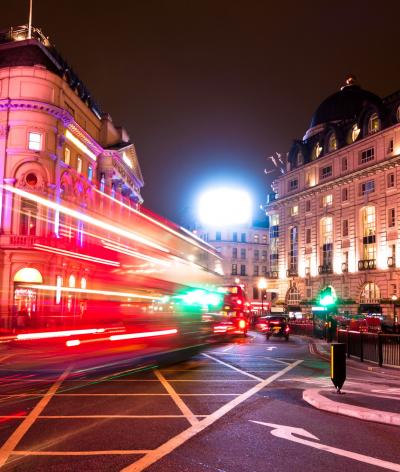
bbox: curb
[303,388,400,426]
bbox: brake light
[236,299,242,305]
[238,319,246,329]
[285,326,290,333]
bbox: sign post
[330,342,346,393]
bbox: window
[69,274,76,288]
[388,139,394,154]
[262,250,268,261]
[254,265,259,276]
[359,147,375,165]
[361,206,376,237]
[342,188,348,201]
[240,264,246,276]
[232,232,238,242]
[241,233,246,242]
[262,234,267,244]
[56,275,63,304]
[305,228,311,244]
[216,231,221,241]
[28,132,42,151]
[323,194,333,207]
[254,249,259,261]
[296,151,303,166]
[360,180,375,195]
[397,105,400,123]
[262,266,267,276]
[20,198,38,235]
[288,226,298,274]
[88,165,93,181]
[387,173,395,188]
[270,225,279,238]
[240,248,246,259]
[270,214,279,226]
[328,133,338,152]
[26,173,37,188]
[254,234,260,243]
[100,173,105,192]
[288,179,298,191]
[290,205,298,216]
[321,165,332,179]
[311,143,322,160]
[77,156,82,174]
[232,248,238,259]
[342,157,348,172]
[64,147,71,165]
[231,264,237,275]
[305,200,311,212]
[388,208,396,228]
[350,123,360,143]
[342,219,349,237]
[368,113,380,134]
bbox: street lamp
[391,294,398,324]
[258,278,267,315]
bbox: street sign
[250,421,400,471]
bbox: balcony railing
[358,259,376,270]
[305,267,311,276]
[388,256,396,268]
[318,264,333,274]
[267,271,279,279]
[286,268,298,277]
[341,262,348,273]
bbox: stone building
[0,26,144,329]
[266,76,400,320]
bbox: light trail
[16,328,106,341]
[109,328,178,341]
[33,244,120,267]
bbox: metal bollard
[331,342,346,393]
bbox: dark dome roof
[309,81,382,129]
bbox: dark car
[256,315,290,341]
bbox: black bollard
[330,343,346,393]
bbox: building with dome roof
[266,76,400,321]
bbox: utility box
[330,343,346,393]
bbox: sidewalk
[303,339,400,426]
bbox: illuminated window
[286,285,301,305]
[320,217,333,269]
[296,152,303,166]
[20,198,37,235]
[350,124,360,143]
[288,227,298,274]
[254,234,259,243]
[368,113,380,134]
[388,208,396,228]
[88,165,93,181]
[56,275,63,304]
[290,205,298,216]
[231,264,237,275]
[360,283,380,303]
[77,156,82,174]
[69,274,76,288]
[270,214,279,226]
[311,143,322,160]
[64,147,71,165]
[323,194,333,207]
[28,132,42,151]
[81,277,87,289]
[321,217,333,244]
[361,206,376,237]
[328,133,337,152]
[262,234,267,244]
[288,178,298,191]
[387,173,395,188]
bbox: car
[256,315,290,341]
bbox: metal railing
[318,264,333,274]
[337,329,400,367]
[358,259,376,270]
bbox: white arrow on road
[266,346,277,351]
[250,421,400,471]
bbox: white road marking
[266,346,277,351]
[222,345,234,352]
[121,360,303,472]
[37,415,207,419]
[0,365,72,468]
[154,370,199,426]
[203,354,263,381]
[250,421,400,471]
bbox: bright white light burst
[198,188,252,226]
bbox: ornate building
[266,76,400,320]
[0,26,144,330]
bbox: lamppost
[391,294,398,325]
[258,278,267,315]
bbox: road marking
[121,360,303,472]
[266,346,277,351]
[0,355,14,363]
[0,365,71,468]
[11,450,150,456]
[154,370,199,426]
[222,345,234,352]
[250,421,400,471]
[203,354,263,381]
[36,415,207,419]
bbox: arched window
[311,143,322,160]
[368,113,380,135]
[296,151,303,166]
[286,285,301,306]
[69,275,76,288]
[348,123,360,143]
[81,277,87,289]
[14,268,43,283]
[328,133,337,152]
[360,282,380,304]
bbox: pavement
[304,339,400,426]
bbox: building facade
[266,76,400,320]
[0,26,144,330]
[194,218,270,308]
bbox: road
[0,332,399,471]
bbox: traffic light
[319,287,336,307]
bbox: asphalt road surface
[0,333,399,471]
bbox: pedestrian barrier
[337,329,400,367]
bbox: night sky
[3,0,400,224]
